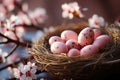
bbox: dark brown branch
[0,32,31,47]
[0,41,8,44]
[0,58,28,71]
[5,45,19,58]
[15,24,43,30]
[13,30,19,41]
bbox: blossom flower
[14,62,37,80]
[0,5,7,26]
[18,12,32,25]
[114,17,120,26]
[34,8,47,24]
[3,0,22,11]
[0,4,7,14]
[28,8,47,25]
[88,14,105,28]
[4,20,15,31]
[61,2,84,19]
[3,0,15,11]
[43,26,55,33]
[3,20,17,40]
[22,3,29,12]
[8,67,15,79]
[3,15,25,41]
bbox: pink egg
[93,35,110,49]
[80,45,99,57]
[78,27,94,46]
[50,42,68,54]
[66,39,81,50]
[61,30,78,41]
[49,36,64,45]
[67,48,80,57]
[93,28,102,39]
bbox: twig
[13,30,19,41]
[15,24,43,30]
[0,32,31,47]
[5,44,19,58]
[0,58,28,71]
[0,41,8,44]
[0,32,32,58]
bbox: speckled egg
[78,27,94,46]
[67,48,80,57]
[50,42,68,54]
[66,39,81,50]
[93,28,102,39]
[93,35,110,49]
[80,45,99,57]
[49,36,64,45]
[61,30,78,41]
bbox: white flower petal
[25,77,32,80]
[68,13,74,19]
[88,14,105,28]
[20,75,26,80]
[62,11,68,18]
[24,65,30,72]
[30,68,36,74]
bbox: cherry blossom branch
[13,30,19,41]
[5,45,19,58]
[0,61,19,71]
[0,32,31,47]
[15,24,44,30]
[0,41,8,44]
[0,32,31,58]
[0,58,28,71]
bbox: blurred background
[26,0,120,25]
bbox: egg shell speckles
[50,42,68,54]
[93,35,110,49]
[93,28,102,39]
[78,27,94,46]
[49,36,64,45]
[67,48,80,57]
[66,39,81,50]
[80,45,99,57]
[61,30,78,41]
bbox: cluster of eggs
[49,27,110,57]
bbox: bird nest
[31,23,120,80]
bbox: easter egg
[78,27,94,46]
[93,35,110,49]
[50,42,68,54]
[80,45,99,57]
[93,28,102,39]
[61,30,78,41]
[67,48,80,57]
[49,36,64,45]
[66,39,81,50]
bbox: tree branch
[0,32,31,47]
[0,41,8,44]
[0,58,28,71]
[5,45,19,58]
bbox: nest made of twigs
[31,23,120,80]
